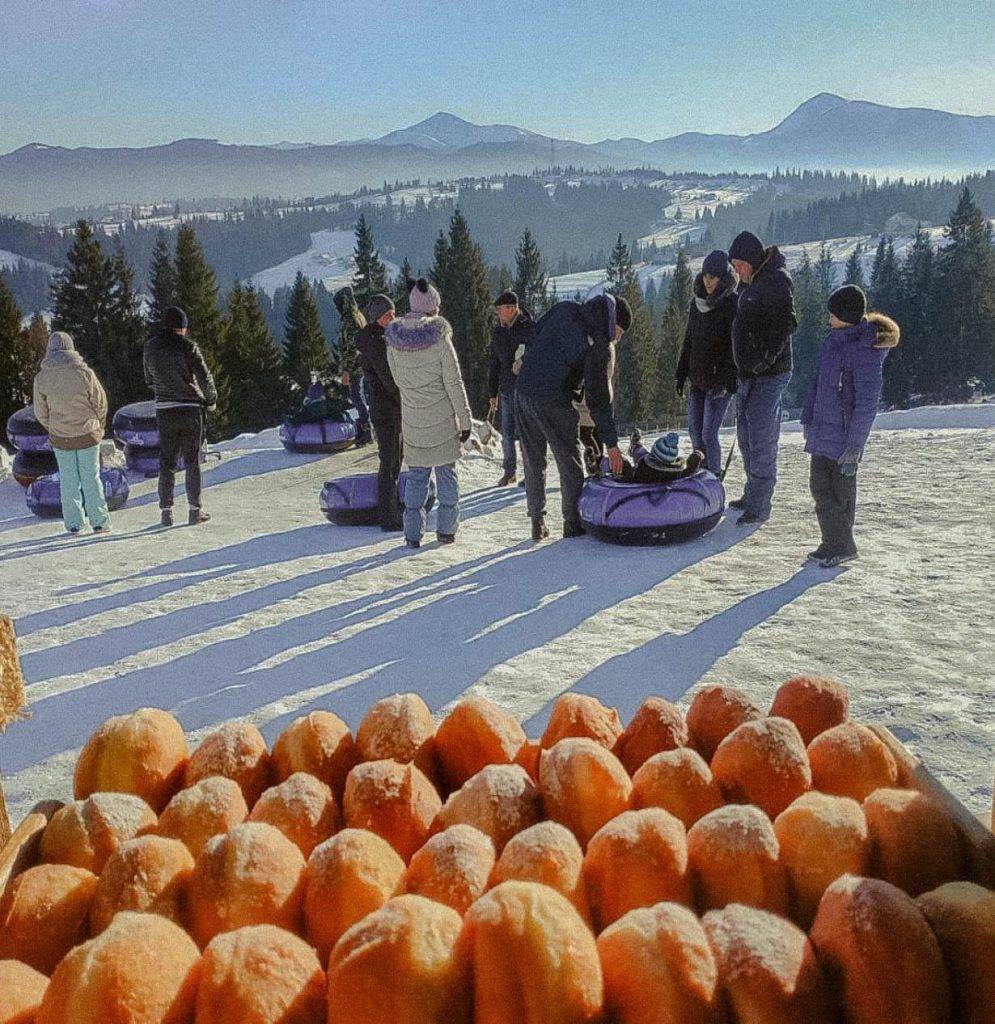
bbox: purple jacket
[801,312,900,460]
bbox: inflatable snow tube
[124,443,201,477]
[26,467,130,519]
[578,471,725,545]
[320,471,435,526]
[12,448,59,487]
[280,414,357,454]
[6,406,52,452]
[112,400,159,447]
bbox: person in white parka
[385,278,473,549]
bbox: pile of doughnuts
[0,684,991,1024]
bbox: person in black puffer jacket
[728,231,798,525]
[676,250,739,476]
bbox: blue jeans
[687,387,733,475]
[499,389,517,475]
[735,371,791,519]
[404,463,459,543]
[53,445,109,532]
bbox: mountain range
[2,94,993,214]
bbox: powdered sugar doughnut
[630,747,723,828]
[434,698,526,792]
[304,829,405,963]
[356,693,438,785]
[434,764,541,854]
[807,721,897,801]
[0,959,48,1024]
[539,738,632,849]
[89,835,194,934]
[597,903,722,1024]
[248,772,339,857]
[403,824,495,914]
[155,775,249,858]
[686,685,762,761]
[809,875,952,1024]
[460,881,603,1024]
[185,721,272,808]
[541,693,622,751]
[583,809,691,932]
[612,697,688,775]
[40,792,157,874]
[711,717,811,818]
[687,805,789,916]
[187,821,306,947]
[272,710,359,801]
[702,903,835,1022]
[769,676,849,745]
[74,707,188,813]
[327,895,471,1024]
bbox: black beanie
[828,285,867,325]
[163,306,188,331]
[494,290,519,307]
[615,296,632,332]
[728,231,766,269]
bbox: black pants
[579,424,601,474]
[810,454,857,556]
[373,409,403,519]
[515,390,585,528]
[157,405,203,510]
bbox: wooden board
[0,800,62,898]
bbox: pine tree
[223,283,291,433]
[352,214,388,308]
[785,253,827,407]
[512,229,549,315]
[655,248,693,422]
[815,243,836,296]
[283,272,330,392]
[0,277,31,445]
[843,243,866,289]
[104,242,147,410]
[393,257,413,314]
[149,231,177,324]
[174,224,225,370]
[22,313,48,380]
[431,210,492,413]
[870,239,902,318]
[888,226,934,405]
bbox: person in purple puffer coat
[801,285,900,568]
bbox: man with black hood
[487,290,535,487]
[727,230,798,525]
[143,305,217,527]
[515,292,631,541]
[355,293,403,531]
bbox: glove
[459,429,472,444]
[838,448,861,477]
[607,446,625,478]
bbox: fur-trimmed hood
[867,311,900,349]
[385,313,450,352]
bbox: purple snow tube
[320,471,435,525]
[124,443,202,477]
[578,470,725,545]
[26,467,130,519]
[6,406,52,452]
[280,415,357,455]
[112,400,159,447]
[12,448,59,487]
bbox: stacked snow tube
[112,401,204,477]
[6,407,58,486]
[280,412,358,455]
[320,471,435,526]
[26,467,130,519]
[578,470,725,545]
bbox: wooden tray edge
[0,799,63,896]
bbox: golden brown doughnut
[629,747,723,828]
[40,793,157,875]
[402,824,495,914]
[540,693,622,751]
[271,710,358,800]
[434,698,526,792]
[154,775,249,859]
[355,693,438,785]
[807,721,897,802]
[0,958,49,1024]
[247,772,339,857]
[686,685,762,761]
[768,675,849,745]
[612,697,688,775]
[184,721,272,808]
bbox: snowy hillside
[0,248,57,273]
[1,407,992,825]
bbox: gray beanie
[408,277,441,315]
[46,330,75,353]
[365,294,395,323]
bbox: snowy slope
[0,249,57,273]
[1,410,992,824]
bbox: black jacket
[677,273,738,394]
[143,328,217,406]
[516,295,618,448]
[731,248,797,379]
[487,309,536,397]
[354,321,400,418]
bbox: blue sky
[2,0,993,152]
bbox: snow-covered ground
[1,408,993,825]
[250,229,401,296]
[0,249,57,273]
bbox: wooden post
[0,615,28,846]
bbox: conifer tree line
[1,188,992,447]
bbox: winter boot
[160,508,174,528]
[820,552,857,569]
[405,538,421,549]
[93,523,111,535]
[807,545,829,561]
[736,511,766,526]
[188,507,211,526]
[563,520,586,539]
[437,533,456,545]
[496,472,517,487]
[531,516,549,542]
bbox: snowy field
[0,409,993,825]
